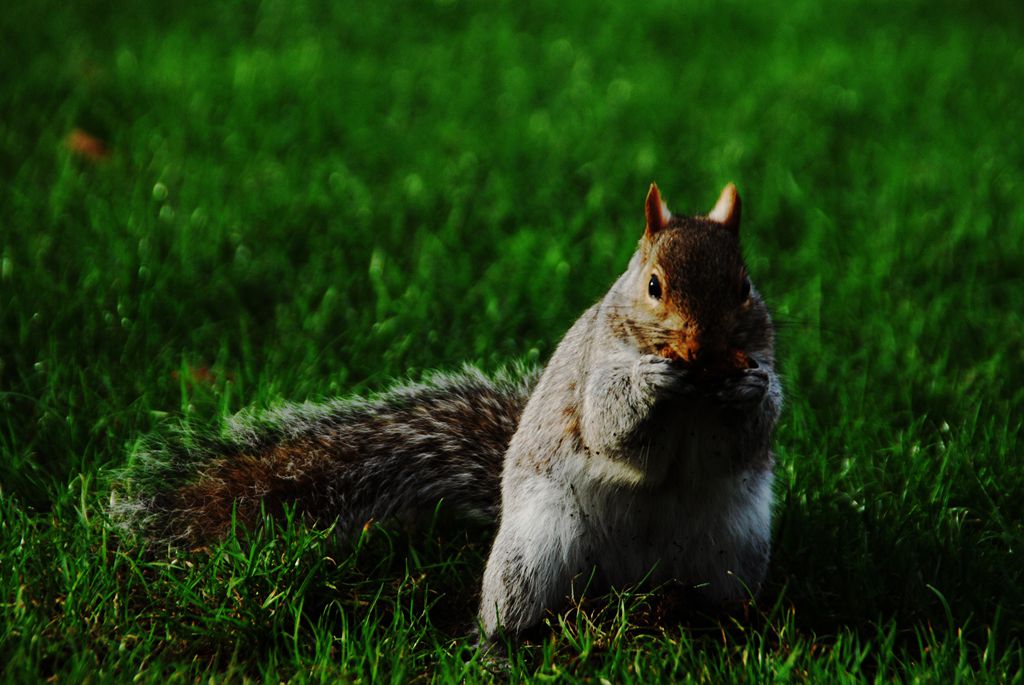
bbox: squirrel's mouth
[658,344,753,377]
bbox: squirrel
[110,182,782,645]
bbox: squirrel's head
[623,182,763,371]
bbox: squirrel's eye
[740,278,751,301]
[648,274,662,300]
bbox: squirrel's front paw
[713,367,769,408]
[635,355,696,399]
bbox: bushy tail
[110,365,539,547]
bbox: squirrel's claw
[713,367,769,408]
[636,355,698,399]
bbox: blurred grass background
[2,0,1023,680]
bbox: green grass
[2,0,1024,680]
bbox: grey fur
[477,208,782,642]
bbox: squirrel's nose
[680,337,702,363]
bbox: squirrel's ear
[708,183,741,234]
[645,183,672,237]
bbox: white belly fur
[572,411,774,602]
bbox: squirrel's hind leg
[477,482,587,643]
